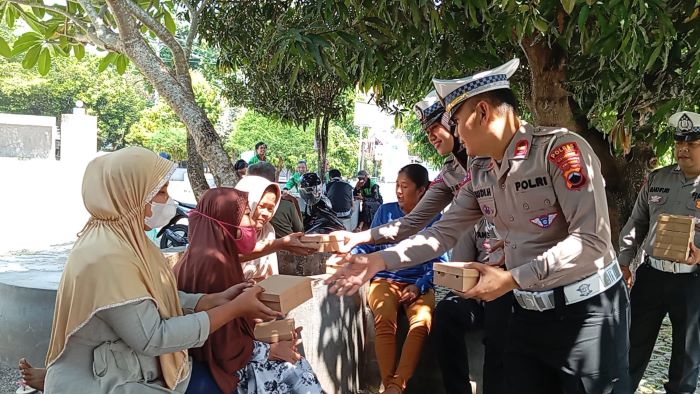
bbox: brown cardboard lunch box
[300,234,341,253]
[433,262,480,292]
[653,214,695,262]
[257,275,313,314]
[254,318,296,343]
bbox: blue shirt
[353,202,447,294]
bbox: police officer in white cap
[335,91,469,250]
[332,91,510,394]
[619,111,700,394]
[326,59,630,393]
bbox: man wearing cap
[283,160,308,193]
[619,111,700,394]
[326,59,629,393]
[334,91,510,394]
[353,169,383,231]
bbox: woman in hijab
[43,147,280,393]
[234,175,315,281]
[174,187,322,394]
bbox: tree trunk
[520,36,654,247]
[315,114,330,182]
[106,0,236,191]
[186,133,210,202]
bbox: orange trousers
[368,279,435,390]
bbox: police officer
[335,91,510,394]
[337,90,468,249]
[327,59,629,394]
[619,111,700,394]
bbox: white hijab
[234,176,282,280]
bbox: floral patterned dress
[236,341,323,394]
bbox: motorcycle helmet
[300,172,323,205]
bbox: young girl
[353,163,447,394]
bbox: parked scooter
[157,200,195,249]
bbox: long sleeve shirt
[618,165,700,265]
[45,293,209,393]
[353,202,447,294]
[375,122,616,292]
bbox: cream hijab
[45,147,186,389]
[234,175,281,216]
[234,176,282,280]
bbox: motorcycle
[157,200,195,249]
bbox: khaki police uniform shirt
[452,217,498,263]
[618,165,700,265]
[370,153,469,244]
[378,122,616,291]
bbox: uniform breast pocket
[516,186,557,213]
[648,194,668,218]
[475,187,497,218]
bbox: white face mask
[145,197,177,229]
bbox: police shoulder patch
[429,175,445,188]
[456,169,472,191]
[513,139,529,159]
[548,141,587,190]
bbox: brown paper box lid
[433,262,480,277]
[258,275,312,302]
[658,214,695,224]
[300,234,339,243]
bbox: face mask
[145,197,177,229]
[234,225,258,254]
[189,210,258,254]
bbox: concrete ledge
[277,250,330,276]
[289,275,369,393]
[0,278,56,367]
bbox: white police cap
[433,58,520,116]
[669,111,700,142]
[413,90,444,127]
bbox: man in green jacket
[248,141,267,164]
[283,160,308,193]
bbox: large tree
[200,1,358,180]
[229,0,700,241]
[0,0,235,199]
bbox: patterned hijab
[45,147,186,388]
[173,187,254,393]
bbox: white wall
[0,112,98,253]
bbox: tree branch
[74,0,120,50]
[184,0,212,59]
[120,0,190,79]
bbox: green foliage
[0,47,148,149]
[225,110,358,178]
[211,0,700,159]
[402,116,444,169]
[125,70,223,160]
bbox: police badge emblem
[678,113,694,131]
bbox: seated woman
[247,162,304,239]
[353,164,446,394]
[40,147,280,393]
[234,175,315,281]
[174,187,322,394]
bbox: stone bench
[277,251,485,393]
